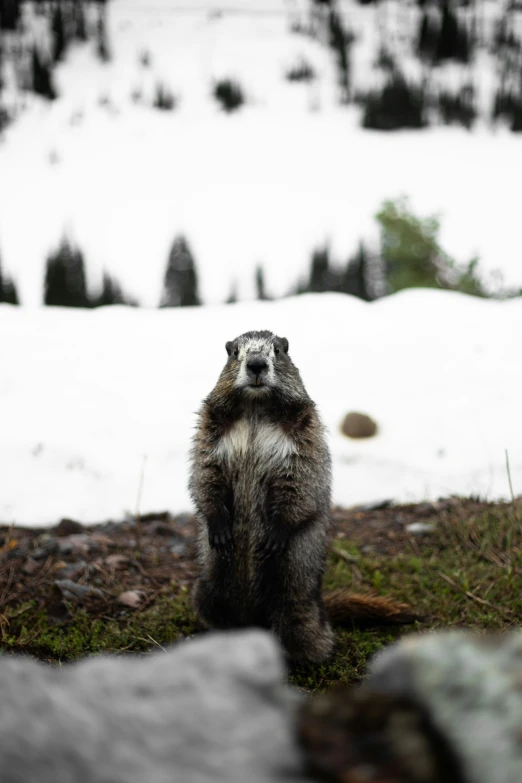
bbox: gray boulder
[0,630,306,783]
[368,630,522,783]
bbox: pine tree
[225,282,238,304]
[73,1,87,42]
[94,271,136,307]
[0,256,19,304]
[339,243,372,301]
[31,45,57,100]
[51,3,67,63]
[418,12,437,60]
[328,8,351,102]
[435,1,472,63]
[160,236,201,307]
[44,238,90,307]
[308,247,331,293]
[255,265,269,300]
[0,0,21,31]
[361,72,426,130]
[96,8,111,63]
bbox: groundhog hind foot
[192,578,240,630]
[276,615,335,665]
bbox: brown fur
[189,331,416,664]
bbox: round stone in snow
[340,412,378,439]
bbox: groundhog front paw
[258,527,291,556]
[208,516,234,558]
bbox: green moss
[1,590,197,663]
[290,500,522,691]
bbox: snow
[0,0,521,307]
[1,289,521,526]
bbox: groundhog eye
[274,347,280,355]
[233,348,239,358]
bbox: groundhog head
[224,330,291,394]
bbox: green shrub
[375,197,490,296]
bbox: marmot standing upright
[189,330,415,664]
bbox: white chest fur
[214,418,297,466]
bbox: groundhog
[189,330,415,664]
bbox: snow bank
[0,289,520,526]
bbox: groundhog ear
[225,341,234,356]
[281,337,289,354]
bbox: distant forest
[0,0,522,131]
[1,1,522,307]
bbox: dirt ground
[0,497,463,627]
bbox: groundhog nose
[247,357,268,375]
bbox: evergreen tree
[0,256,19,304]
[213,79,245,112]
[153,82,176,111]
[255,265,269,300]
[339,243,373,301]
[435,1,472,63]
[418,12,437,60]
[0,0,21,31]
[328,8,351,102]
[73,1,87,42]
[31,45,57,100]
[44,238,90,307]
[96,8,111,63]
[51,3,67,63]
[361,72,426,130]
[160,236,201,307]
[225,282,238,304]
[438,83,476,129]
[308,247,331,293]
[94,271,136,307]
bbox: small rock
[53,580,104,602]
[22,558,41,575]
[56,534,101,557]
[169,536,187,556]
[91,534,113,546]
[117,590,147,609]
[32,541,59,560]
[341,412,378,439]
[406,522,435,536]
[55,561,89,580]
[5,549,26,561]
[54,519,84,537]
[105,554,129,570]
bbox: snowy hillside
[1,290,520,526]
[0,0,521,305]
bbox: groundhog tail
[323,589,420,628]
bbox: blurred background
[0,0,521,523]
[1,0,522,306]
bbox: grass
[0,589,195,662]
[1,499,521,691]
